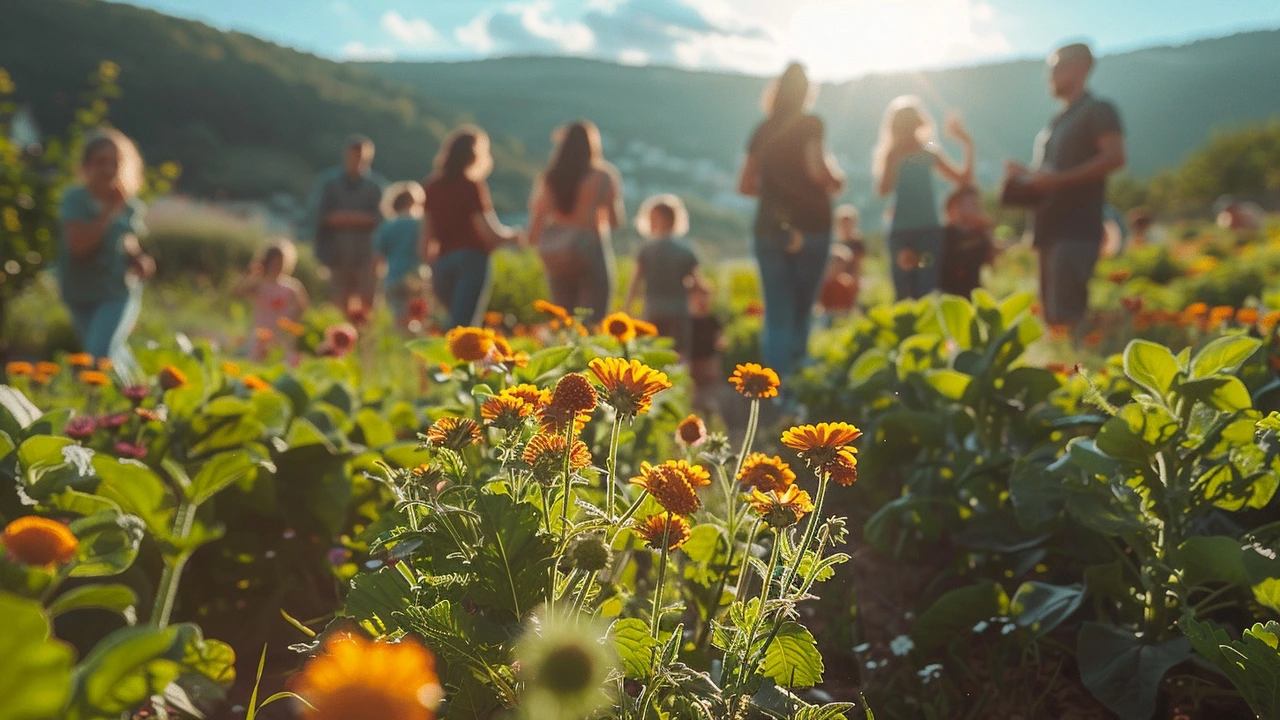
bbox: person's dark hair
[545,120,601,215]
[436,126,484,183]
[945,185,981,212]
[1128,206,1154,231]
[1054,42,1094,69]
[392,191,417,212]
[763,62,810,118]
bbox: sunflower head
[295,634,443,720]
[587,357,672,419]
[446,327,497,363]
[737,453,796,493]
[748,485,815,528]
[729,363,781,400]
[628,460,710,516]
[781,422,863,471]
[675,415,707,447]
[632,513,692,550]
[522,432,593,484]
[424,416,482,451]
[158,365,188,391]
[601,312,637,343]
[481,394,532,431]
[2,516,79,567]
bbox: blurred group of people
[54,38,1135,392]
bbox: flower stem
[606,415,623,517]
[731,527,782,689]
[732,399,761,480]
[559,419,576,534]
[732,519,763,600]
[650,511,673,637]
[152,501,198,628]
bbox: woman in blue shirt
[873,96,974,300]
[57,128,153,370]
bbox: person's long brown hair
[544,120,601,215]
[435,125,491,183]
[762,62,812,119]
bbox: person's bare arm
[324,210,380,230]
[1028,132,1126,192]
[603,168,624,230]
[804,140,845,195]
[471,210,517,250]
[64,186,126,259]
[290,279,310,313]
[935,114,975,186]
[625,261,644,313]
[876,150,900,197]
[737,153,761,197]
[527,180,548,246]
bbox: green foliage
[1182,617,1280,718]
[0,592,75,720]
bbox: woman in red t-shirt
[421,126,519,328]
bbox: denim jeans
[1039,239,1101,326]
[433,249,492,329]
[754,232,831,378]
[67,280,142,377]
[888,225,944,300]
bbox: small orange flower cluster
[630,460,712,550]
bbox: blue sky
[112,0,1280,79]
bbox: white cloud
[512,1,595,53]
[617,48,650,65]
[587,0,628,11]
[340,41,395,61]
[456,2,595,55]
[381,11,438,45]
[456,11,496,52]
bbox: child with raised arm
[372,181,427,333]
[625,194,701,355]
[235,239,308,362]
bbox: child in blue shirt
[372,181,427,332]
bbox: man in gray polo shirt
[1006,43,1126,328]
[311,135,386,315]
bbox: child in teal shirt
[372,181,426,332]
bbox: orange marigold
[675,414,707,447]
[748,485,814,528]
[255,327,276,343]
[781,422,863,472]
[737,453,796,493]
[629,460,711,516]
[36,361,61,376]
[1237,308,1260,325]
[828,448,860,487]
[533,299,571,322]
[158,365,188,390]
[1208,306,1235,326]
[541,373,597,433]
[588,357,672,419]
[601,311,637,343]
[96,357,113,372]
[1261,310,1280,334]
[295,634,443,720]
[2,516,79,567]
[446,327,497,363]
[67,352,94,368]
[481,394,532,430]
[491,335,529,368]
[522,432,593,484]
[6,361,33,376]
[78,370,110,386]
[501,384,550,412]
[633,513,691,551]
[729,363,780,400]
[242,374,271,392]
[484,311,505,327]
[633,319,659,337]
[425,416,482,451]
[222,361,242,377]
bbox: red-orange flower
[633,513,691,551]
[78,370,110,386]
[748,485,814,528]
[1208,305,1235,326]
[534,299,571,322]
[540,373,597,433]
[587,357,672,419]
[481,394,532,430]
[729,363,780,400]
[1237,308,1260,325]
[737,453,796,493]
[446,327,497,363]
[2,516,78,567]
[67,352,94,368]
[6,361,33,376]
[295,634,443,720]
[522,432,593,484]
[425,416,482,450]
[781,422,863,473]
[629,460,711,516]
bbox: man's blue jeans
[754,232,831,379]
[434,249,492,328]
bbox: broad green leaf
[48,584,138,621]
[1243,544,1280,614]
[924,369,971,401]
[0,591,74,720]
[66,625,182,720]
[1077,621,1190,720]
[520,345,576,381]
[761,622,824,688]
[187,450,258,506]
[1095,403,1177,463]
[610,617,658,680]
[1178,376,1253,412]
[998,292,1036,326]
[1190,335,1261,379]
[1123,340,1179,396]
[406,337,454,367]
[343,567,414,633]
[1181,617,1280,719]
[68,510,146,578]
[470,491,555,620]
[17,435,95,499]
[912,581,1009,654]
[172,623,236,689]
[937,296,975,349]
[1177,536,1250,588]
[1009,582,1083,637]
[681,524,726,565]
[355,408,396,448]
[46,488,121,518]
[201,396,252,418]
[92,455,177,541]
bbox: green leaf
[1123,340,1180,396]
[406,337,454,367]
[1243,543,1280,614]
[355,407,396,448]
[66,625,183,720]
[1077,621,1190,720]
[1009,582,1083,637]
[912,581,1009,654]
[68,510,146,578]
[172,623,236,689]
[0,591,74,720]
[343,567,413,634]
[1179,375,1253,412]
[470,491,555,620]
[761,622,824,688]
[1176,536,1250,588]
[91,455,177,541]
[1190,335,1261,379]
[521,345,576,381]
[1181,617,1280,720]
[48,584,138,621]
[610,617,658,680]
[924,369,971,401]
[937,296,975,350]
[1095,403,1177,463]
[17,435,95,499]
[187,450,258,506]
[681,524,727,565]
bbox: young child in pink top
[236,239,309,362]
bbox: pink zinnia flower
[323,323,359,357]
[114,441,147,460]
[65,415,97,440]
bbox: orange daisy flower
[446,327,497,363]
[629,460,711,516]
[491,335,529,368]
[96,357,113,372]
[242,374,271,392]
[294,634,443,720]
[781,422,863,473]
[1208,306,1235,326]
[484,311,505,327]
[424,417,482,451]
[501,384,550,412]
[828,448,859,486]
[587,357,672,419]
[522,432,593,484]
[2,516,79,567]
[675,414,707,447]
[481,394,532,430]
[737,453,796,493]
[540,373,597,434]
[158,365,188,390]
[633,319,659,337]
[601,311,637,343]
[35,361,60,376]
[78,370,110,386]
[533,299,571,322]
[67,352,94,368]
[5,361,33,376]
[748,485,815,528]
[633,513,691,551]
[1261,310,1280,334]
[1237,308,1260,325]
[729,363,780,400]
